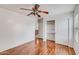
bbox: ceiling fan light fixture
[20,4,49,18]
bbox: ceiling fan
[20,4,49,17]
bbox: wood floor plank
[0,39,76,55]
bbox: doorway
[46,20,55,41]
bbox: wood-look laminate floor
[0,39,76,55]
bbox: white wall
[0,8,35,52]
[74,5,79,54]
[43,13,74,46]
[55,12,74,47]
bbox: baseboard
[0,40,34,52]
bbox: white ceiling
[0,4,76,17]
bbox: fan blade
[38,10,49,14]
[27,12,33,16]
[36,13,41,17]
[20,8,32,11]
